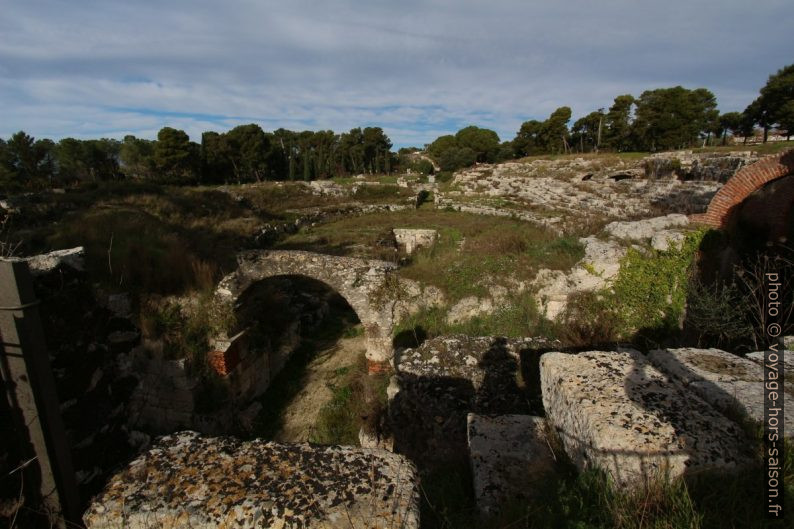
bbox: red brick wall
[690,149,794,228]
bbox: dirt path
[273,334,366,442]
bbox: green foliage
[427,126,501,171]
[513,106,573,156]
[685,279,754,347]
[153,127,199,183]
[745,63,794,141]
[556,290,623,346]
[602,94,635,151]
[632,87,718,151]
[398,290,556,340]
[611,229,705,338]
[309,353,390,445]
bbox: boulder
[541,350,752,488]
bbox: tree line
[428,63,793,170]
[1,63,791,190]
[0,125,395,191]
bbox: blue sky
[1,0,792,148]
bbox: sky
[1,0,792,149]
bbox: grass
[309,353,390,445]
[421,421,794,529]
[395,290,559,344]
[277,208,583,302]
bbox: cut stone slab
[83,431,419,529]
[391,335,553,463]
[467,414,555,515]
[541,350,752,488]
[648,348,793,437]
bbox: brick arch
[213,250,398,372]
[690,149,794,228]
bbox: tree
[571,111,603,153]
[223,124,270,183]
[777,101,794,140]
[539,106,572,154]
[120,135,156,180]
[718,112,744,145]
[437,146,476,171]
[512,120,543,157]
[454,126,500,163]
[153,127,198,183]
[753,63,794,141]
[632,87,718,150]
[427,135,458,161]
[603,95,635,151]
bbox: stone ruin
[83,431,420,529]
[392,228,438,255]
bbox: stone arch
[214,250,398,372]
[690,149,794,228]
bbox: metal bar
[0,259,80,528]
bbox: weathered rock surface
[644,151,758,181]
[393,228,437,254]
[534,237,625,320]
[605,214,689,241]
[83,431,420,529]
[437,155,725,233]
[746,349,794,372]
[24,246,85,274]
[541,350,752,488]
[648,348,793,436]
[467,414,554,515]
[391,335,553,464]
[446,295,498,324]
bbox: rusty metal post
[0,259,80,528]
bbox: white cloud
[1,0,792,147]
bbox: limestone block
[648,348,793,437]
[467,414,554,515]
[393,228,438,254]
[83,431,420,529]
[541,350,751,488]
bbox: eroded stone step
[540,350,752,488]
[649,347,793,437]
[83,431,420,529]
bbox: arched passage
[691,149,794,228]
[214,250,398,373]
